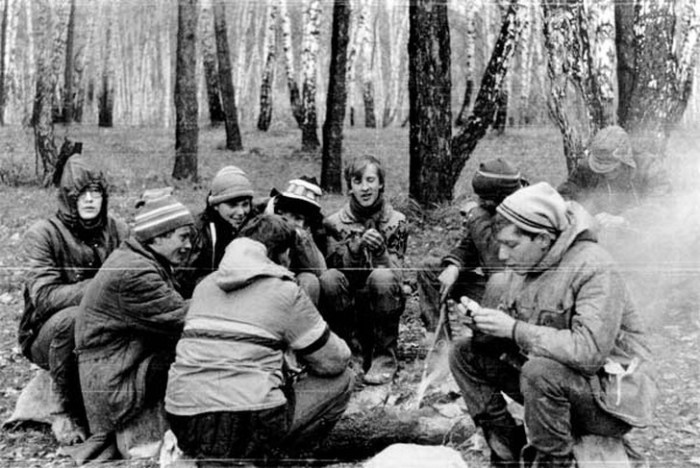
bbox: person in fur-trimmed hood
[323,155,408,385]
[449,182,657,467]
[18,154,129,445]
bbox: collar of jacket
[124,237,176,275]
[337,201,393,225]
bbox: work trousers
[167,368,354,465]
[449,337,632,457]
[319,268,405,369]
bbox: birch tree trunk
[517,0,534,126]
[450,0,526,190]
[280,0,303,126]
[60,0,76,123]
[257,0,279,131]
[32,0,70,185]
[98,3,114,128]
[382,0,408,127]
[616,0,700,191]
[322,0,351,194]
[0,0,9,125]
[359,0,376,127]
[173,0,198,181]
[300,0,321,151]
[346,0,363,126]
[213,0,243,151]
[408,0,452,207]
[201,0,224,126]
[455,2,477,127]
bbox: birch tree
[448,0,526,198]
[0,0,10,125]
[616,0,700,190]
[454,1,477,127]
[60,0,76,123]
[322,0,351,193]
[213,0,242,151]
[32,0,70,185]
[382,0,408,127]
[98,2,114,128]
[280,0,303,126]
[201,0,224,126]
[173,0,198,181]
[257,0,279,131]
[408,0,452,207]
[300,0,321,150]
[358,0,376,127]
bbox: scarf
[349,194,385,229]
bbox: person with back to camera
[323,155,408,385]
[448,182,657,467]
[18,154,129,445]
[165,214,353,464]
[74,191,193,461]
[417,158,527,332]
[178,165,255,298]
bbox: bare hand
[469,302,516,339]
[438,265,460,302]
[361,228,385,253]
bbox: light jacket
[165,238,350,416]
[324,202,407,272]
[504,203,657,427]
[19,159,128,355]
[75,238,187,432]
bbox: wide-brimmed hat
[588,125,636,174]
[271,176,322,216]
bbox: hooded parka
[19,156,128,356]
[505,203,657,427]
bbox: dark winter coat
[75,238,187,433]
[177,206,254,298]
[504,203,657,427]
[18,159,128,356]
[442,204,503,276]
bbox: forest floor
[0,124,699,467]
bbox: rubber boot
[480,417,527,467]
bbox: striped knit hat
[472,158,524,202]
[133,188,194,242]
[496,182,568,235]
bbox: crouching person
[165,214,353,465]
[449,182,657,467]
[18,155,128,444]
[74,192,193,460]
[323,155,408,385]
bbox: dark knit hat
[133,188,194,242]
[472,158,524,202]
[496,182,568,235]
[208,166,254,206]
[588,125,636,174]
